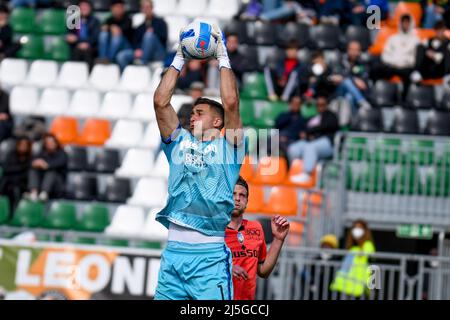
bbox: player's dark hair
[194,97,225,129]
[311,50,324,60]
[236,176,249,198]
[434,20,446,30]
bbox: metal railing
[256,246,450,300]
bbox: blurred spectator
[25,133,68,202]
[298,50,337,98]
[330,219,376,299]
[116,0,167,70]
[238,0,264,20]
[66,0,100,68]
[11,0,50,8]
[372,14,420,100]
[0,86,11,143]
[97,0,133,64]
[13,116,46,142]
[265,41,300,101]
[415,20,450,80]
[260,0,317,24]
[334,41,371,113]
[0,137,32,211]
[350,0,389,26]
[317,0,351,26]
[288,95,338,184]
[177,60,205,91]
[422,0,450,29]
[275,94,306,155]
[177,82,204,130]
[0,4,20,60]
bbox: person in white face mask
[330,219,376,299]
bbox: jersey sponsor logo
[244,228,262,240]
[232,249,259,259]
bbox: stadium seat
[368,27,396,55]
[67,90,101,118]
[68,173,98,201]
[285,159,317,188]
[406,84,435,109]
[262,186,298,216]
[118,65,152,93]
[206,0,239,19]
[92,0,111,11]
[345,136,369,161]
[25,60,58,87]
[389,165,422,195]
[102,177,131,203]
[277,22,310,48]
[309,24,342,50]
[76,204,110,232]
[170,94,193,113]
[301,192,322,218]
[125,0,140,13]
[345,25,372,51]
[47,37,71,61]
[351,107,383,132]
[254,101,289,128]
[403,139,434,166]
[389,2,422,28]
[10,200,44,227]
[390,107,419,134]
[353,163,387,193]
[165,16,190,45]
[116,148,154,178]
[36,88,70,116]
[439,88,450,111]
[240,155,255,182]
[425,167,450,197]
[374,138,402,164]
[93,148,121,173]
[77,118,111,146]
[105,120,144,148]
[177,0,208,18]
[149,151,169,178]
[0,58,28,87]
[127,177,167,207]
[371,80,399,107]
[424,110,450,135]
[248,21,276,46]
[241,73,268,100]
[105,205,145,236]
[223,20,249,44]
[240,99,255,126]
[252,156,288,185]
[140,122,161,149]
[239,45,260,71]
[56,62,89,89]
[323,49,342,66]
[88,64,120,91]
[10,86,39,115]
[38,9,66,35]
[50,117,79,145]
[129,93,156,122]
[66,146,89,171]
[153,0,177,16]
[99,91,133,119]
[10,8,36,34]
[0,196,10,225]
[42,202,77,230]
[244,184,264,213]
[140,208,168,241]
[17,35,45,60]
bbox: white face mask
[351,227,365,240]
[312,63,324,76]
[320,252,332,260]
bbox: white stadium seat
[105,120,144,148]
[140,208,168,241]
[206,0,239,19]
[105,205,146,236]
[153,0,177,16]
[56,61,89,89]
[10,86,38,115]
[67,89,101,118]
[25,60,58,87]
[0,58,28,88]
[150,66,164,92]
[35,88,70,116]
[177,0,208,18]
[127,177,168,207]
[129,93,156,122]
[171,94,193,113]
[150,151,170,179]
[140,122,161,149]
[99,91,132,119]
[89,64,120,91]
[165,16,189,46]
[118,65,152,93]
[115,148,154,178]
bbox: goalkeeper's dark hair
[236,176,249,198]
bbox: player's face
[232,185,248,217]
[190,104,222,137]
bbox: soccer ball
[180,20,218,60]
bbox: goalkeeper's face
[190,104,223,138]
[232,185,248,217]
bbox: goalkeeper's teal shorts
[154,241,233,300]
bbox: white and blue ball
[180,20,218,59]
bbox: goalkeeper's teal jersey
[156,127,245,237]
